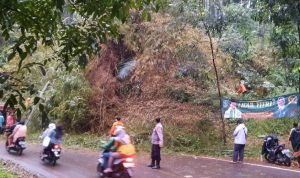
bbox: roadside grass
[26,131,108,151]
[0,162,17,178]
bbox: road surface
[0,143,300,178]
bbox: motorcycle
[41,143,61,166]
[97,151,135,178]
[5,137,26,156]
[4,128,26,156]
[261,134,293,166]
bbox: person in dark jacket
[289,123,300,167]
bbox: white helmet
[48,123,56,130]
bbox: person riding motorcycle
[109,116,124,136]
[40,123,56,156]
[41,125,63,157]
[7,121,27,147]
[102,126,136,173]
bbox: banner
[222,93,300,119]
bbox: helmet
[236,118,243,124]
[114,126,125,136]
[48,123,56,130]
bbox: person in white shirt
[224,101,242,119]
[232,118,247,163]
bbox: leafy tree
[0,0,164,115]
[261,0,300,65]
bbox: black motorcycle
[97,151,134,178]
[41,143,61,166]
[261,134,293,166]
[5,137,26,155]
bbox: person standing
[232,118,247,163]
[6,112,15,128]
[148,117,163,169]
[289,123,300,167]
[0,112,4,134]
[237,80,247,96]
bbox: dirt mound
[85,13,236,133]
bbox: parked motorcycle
[41,143,61,166]
[97,151,135,178]
[261,134,293,166]
[5,137,26,155]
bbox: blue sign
[222,93,300,119]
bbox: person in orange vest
[237,80,247,96]
[103,126,136,173]
[109,117,124,136]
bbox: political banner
[222,93,300,119]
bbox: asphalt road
[1,143,300,178]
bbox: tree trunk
[206,27,226,145]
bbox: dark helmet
[236,118,243,124]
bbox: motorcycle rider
[40,123,56,156]
[7,121,27,147]
[289,123,300,167]
[110,116,124,136]
[42,125,63,157]
[103,126,136,173]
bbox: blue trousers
[233,144,245,162]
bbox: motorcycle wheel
[5,140,9,152]
[52,160,56,166]
[284,156,291,167]
[96,163,105,178]
[264,153,273,162]
[18,149,23,156]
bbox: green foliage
[46,72,92,132]
[259,0,300,71]
[0,164,17,178]
[246,118,300,137]
[219,27,247,60]
[166,87,194,103]
[0,0,166,116]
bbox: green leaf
[39,103,44,111]
[16,47,27,60]
[39,66,46,76]
[7,51,16,61]
[10,94,18,105]
[292,66,300,73]
[18,95,26,110]
[33,97,40,105]
[16,108,22,120]
[0,90,3,98]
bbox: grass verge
[0,163,17,178]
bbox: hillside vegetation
[1,0,300,159]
